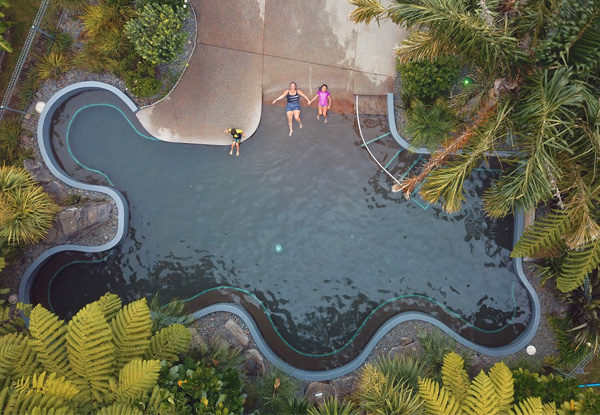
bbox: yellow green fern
[145,323,191,361]
[28,305,69,377]
[441,352,469,402]
[111,298,151,370]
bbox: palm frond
[348,0,390,25]
[396,30,451,63]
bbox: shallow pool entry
[28,88,533,372]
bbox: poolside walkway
[135,0,407,145]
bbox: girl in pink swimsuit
[309,84,332,123]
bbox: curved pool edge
[20,82,542,382]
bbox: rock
[46,202,112,244]
[305,382,334,406]
[388,339,423,359]
[19,133,30,146]
[188,327,206,350]
[468,354,485,378]
[331,375,355,399]
[244,349,265,376]
[399,337,413,346]
[44,181,69,202]
[23,159,53,184]
[210,319,249,352]
[547,297,571,319]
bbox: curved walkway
[135,0,407,145]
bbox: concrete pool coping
[20,82,541,381]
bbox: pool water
[30,90,531,371]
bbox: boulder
[331,375,356,399]
[45,202,111,243]
[305,382,334,406]
[210,319,249,352]
[44,181,69,202]
[467,354,485,378]
[388,339,423,359]
[23,159,53,184]
[188,327,206,350]
[244,349,265,376]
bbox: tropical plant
[405,98,458,150]
[417,328,467,380]
[0,293,191,414]
[548,316,590,367]
[125,2,189,65]
[158,358,246,414]
[512,368,579,407]
[0,117,22,163]
[277,396,313,415]
[374,354,430,392]
[349,0,600,293]
[36,49,70,80]
[353,362,424,414]
[397,56,461,104]
[308,397,359,415]
[0,0,12,53]
[0,166,59,244]
[417,352,557,415]
[247,368,301,414]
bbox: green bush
[125,2,189,65]
[0,117,22,164]
[246,368,301,414]
[122,56,162,98]
[137,0,188,11]
[398,56,461,104]
[308,397,358,415]
[159,358,246,415]
[405,98,458,150]
[51,31,73,53]
[36,49,70,80]
[548,316,590,368]
[560,272,600,353]
[512,368,579,407]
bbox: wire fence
[0,0,56,124]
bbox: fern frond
[66,302,115,403]
[111,298,151,371]
[30,406,73,415]
[28,305,70,377]
[557,240,600,292]
[145,324,191,362]
[145,385,177,415]
[418,377,463,415]
[12,334,42,380]
[511,210,569,258]
[542,401,557,415]
[114,359,160,403]
[511,396,543,415]
[0,334,22,384]
[96,292,122,322]
[441,352,469,402]
[462,371,499,415]
[2,372,77,414]
[488,362,514,413]
[14,372,79,400]
[96,402,143,415]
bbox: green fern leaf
[488,362,514,413]
[557,240,600,292]
[511,396,543,415]
[511,210,569,258]
[114,359,160,403]
[442,352,470,402]
[96,292,122,322]
[97,402,144,415]
[111,298,151,371]
[66,302,115,403]
[28,305,70,377]
[12,334,42,380]
[462,371,499,415]
[14,372,79,400]
[2,372,77,415]
[145,324,191,362]
[418,377,463,415]
[0,335,20,384]
[542,401,557,415]
[30,407,73,415]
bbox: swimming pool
[22,83,539,380]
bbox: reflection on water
[31,90,531,365]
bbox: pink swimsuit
[317,91,330,107]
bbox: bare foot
[236,152,239,156]
[229,150,233,155]
[289,130,293,136]
[324,118,327,124]
[299,122,303,129]
[317,115,320,120]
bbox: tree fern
[488,362,514,413]
[145,324,190,361]
[66,302,115,403]
[462,371,499,415]
[0,339,18,384]
[2,372,77,414]
[510,396,543,415]
[113,359,160,403]
[12,334,41,380]
[13,372,79,400]
[28,305,69,377]
[418,377,463,415]
[96,402,143,415]
[441,352,469,402]
[111,298,151,371]
[96,292,122,322]
[558,240,600,292]
[511,210,569,258]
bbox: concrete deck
[136,0,407,145]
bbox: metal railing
[0,0,50,123]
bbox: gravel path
[3,6,559,385]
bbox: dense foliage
[125,2,189,65]
[397,56,460,104]
[0,0,11,52]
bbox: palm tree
[349,0,600,292]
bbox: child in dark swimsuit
[225,128,245,156]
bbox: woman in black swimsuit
[272,82,310,136]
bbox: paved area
[136,0,407,145]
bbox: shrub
[512,368,579,407]
[405,98,458,150]
[51,31,74,53]
[36,50,70,80]
[308,397,358,415]
[560,272,600,353]
[137,0,188,11]
[0,117,22,164]
[374,355,430,392]
[0,166,59,244]
[548,316,589,368]
[53,0,89,11]
[159,358,246,415]
[246,368,300,413]
[397,56,461,104]
[125,2,189,65]
[417,328,469,380]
